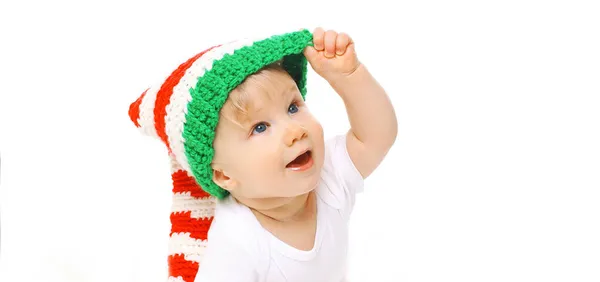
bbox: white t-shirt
[194,134,364,282]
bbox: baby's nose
[284,123,308,146]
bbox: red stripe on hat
[168,254,199,282]
[128,88,148,127]
[172,170,211,198]
[170,211,213,240]
[153,45,221,151]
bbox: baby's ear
[211,165,238,192]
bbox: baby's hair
[220,59,287,128]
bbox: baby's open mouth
[286,150,312,169]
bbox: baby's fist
[303,27,361,82]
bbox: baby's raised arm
[304,27,398,179]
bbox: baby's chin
[255,183,318,208]
[238,187,316,212]
[259,184,314,199]
[285,184,318,199]
[236,173,321,207]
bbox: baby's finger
[335,32,351,55]
[312,27,325,51]
[324,30,337,58]
[303,46,318,62]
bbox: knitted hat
[127,29,313,282]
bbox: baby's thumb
[303,46,319,62]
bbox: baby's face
[211,68,325,209]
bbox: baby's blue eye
[252,122,268,134]
[288,103,299,114]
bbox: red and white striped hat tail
[128,85,161,139]
[127,47,222,282]
[127,45,220,150]
[167,154,215,282]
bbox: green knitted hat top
[128,29,314,199]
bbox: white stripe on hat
[137,84,161,138]
[171,192,215,219]
[168,232,209,263]
[164,37,259,174]
[167,276,187,282]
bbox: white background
[1,0,599,281]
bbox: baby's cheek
[310,121,324,140]
[243,150,274,175]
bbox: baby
[128,27,397,282]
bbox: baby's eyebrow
[237,84,299,122]
[236,105,263,126]
[248,101,265,114]
[286,84,298,96]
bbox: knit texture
[127,29,313,282]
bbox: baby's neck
[251,192,314,223]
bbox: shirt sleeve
[193,233,259,282]
[193,202,262,282]
[317,133,365,219]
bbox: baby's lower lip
[287,151,314,171]
[289,157,313,171]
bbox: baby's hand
[303,27,361,83]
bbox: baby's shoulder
[195,198,269,281]
[209,196,270,251]
[210,196,262,240]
